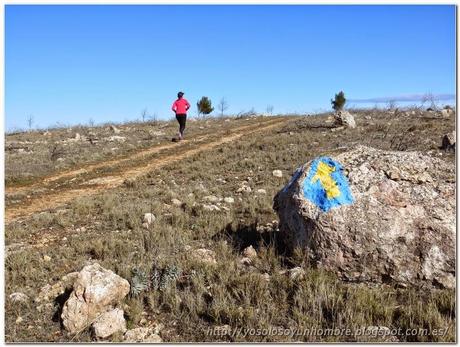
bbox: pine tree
[331,91,346,111]
[197,97,214,117]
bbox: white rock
[203,204,220,211]
[236,185,252,193]
[256,189,267,195]
[108,136,126,142]
[143,213,156,225]
[110,125,121,134]
[242,245,257,259]
[272,170,283,178]
[92,308,127,339]
[289,267,306,280]
[124,327,162,342]
[171,198,183,207]
[61,263,130,334]
[224,197,235,204]
[9,292,29,303]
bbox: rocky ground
[5,109,456,342]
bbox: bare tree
[386,100,396,110]
[27,114,34,131]
[141,108,148,122]
[88,118,95,127]
[217,97,228,117]
[422,92,438,110]
[266,105,274,115]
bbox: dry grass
[5,109,455,342]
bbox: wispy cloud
[348,93,455,103]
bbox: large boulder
[61,263,130,334]
[441,130,455,152]
[274,146,455,288]
[334,110,356,128]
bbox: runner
[171,91,190,141]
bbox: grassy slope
[5,110,455,342]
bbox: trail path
[6,118,288,223]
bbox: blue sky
[5,5,456,130]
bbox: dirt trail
[6,118,288,223]
[6,120,275,196]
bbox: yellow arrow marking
[311,161,341,199]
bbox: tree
[217,97,228,117]
[197,96,214,118]
[141,108,148,122]
[27,114,34,131]
[331,91,346,111]
[422,92,438,110]
[266,105,274,115]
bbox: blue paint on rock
[302,157,354,212]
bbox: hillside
[5,109,455,342]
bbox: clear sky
[5,5,456,130]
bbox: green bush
[331,91,346,111]
[197,97,214,117]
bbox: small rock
[171,198,183,207]
[9,292,29,303]
[110,125,121,134]
[224,197,234,204]
[289,267,306,280]
[43,255,52,262]
[236,185,252,193]
[15,316,23,324]
[272,170,283,178]
[191,248,217,265]
[441,108,454,118]
[242,245,257,259]
[124,327,163,342]
[108,136,126,142]
[203,204,220,211]
[203,195,220,203]
[256,189,267,195]
[143,213,156,225]
[92,308,127,339]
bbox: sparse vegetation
[5,109,455,342]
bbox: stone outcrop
[274,146,455,288]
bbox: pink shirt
[172,98,190,115]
